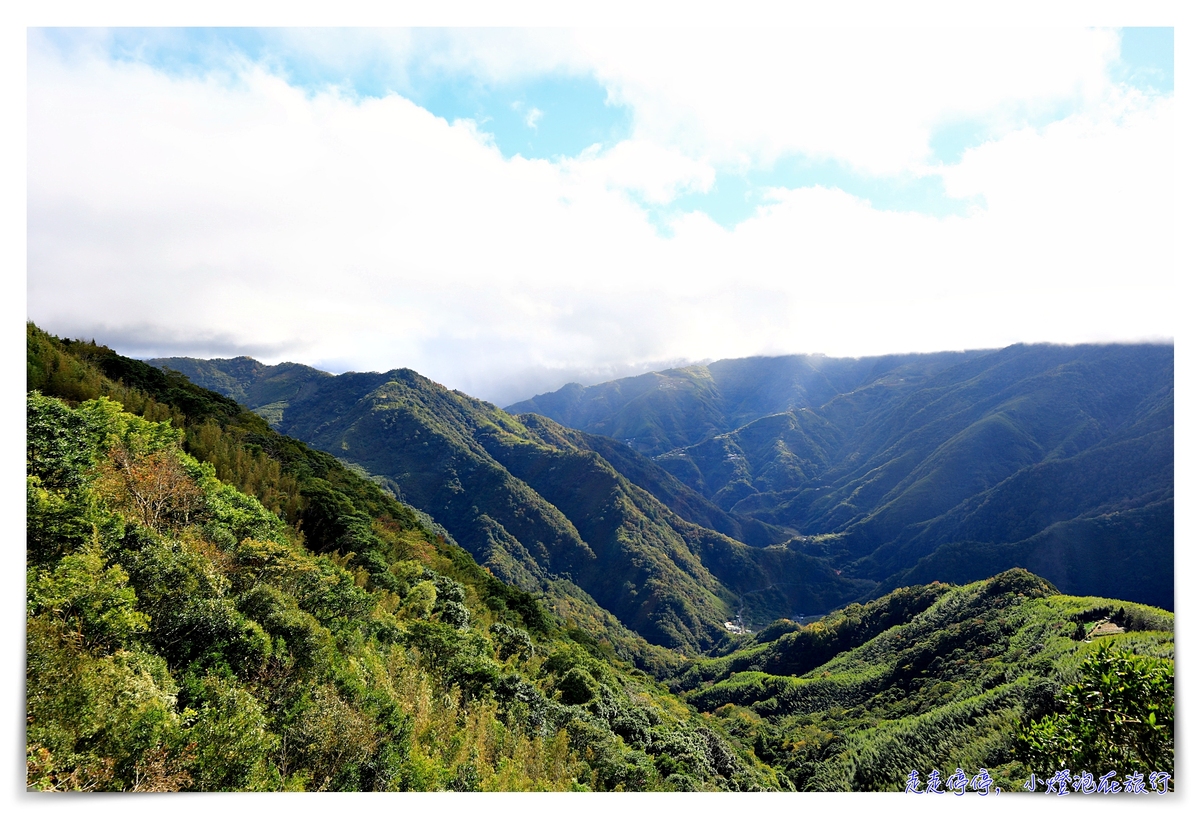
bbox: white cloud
[395,27,1123,175]
[26,29,1174,406]
[941,88,1173,292]
[563,140,714,205]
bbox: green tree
[28,542,149,652]
[185,674,279,790]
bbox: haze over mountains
[152,342,1173,644]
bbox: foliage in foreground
[25,380,780,791]
[1016,643,1173,775]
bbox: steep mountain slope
[506,345,1174,609]
[517,420,793,548]
[278,369,873,651]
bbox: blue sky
[27,27,1175,404]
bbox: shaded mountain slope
[518,416,792,547]
[878,498,1174,610]
[508,344,1174,610]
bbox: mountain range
[509,345,1173,609]
[26,323,1174,790]
[153,342,1173,648]
[149,356,865,654]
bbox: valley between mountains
[155,342,1173,655]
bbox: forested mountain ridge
[179,362,872,650]
[506,344,1174,610]
[154,354,792,546]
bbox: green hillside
[29,324,1175,791]
[27,324,786,792]
[668,570,1173,792]
[148,356,332,427]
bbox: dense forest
[28,324,1173,792]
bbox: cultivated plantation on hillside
[668,570,1173,792]
[27,324,1174,791]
